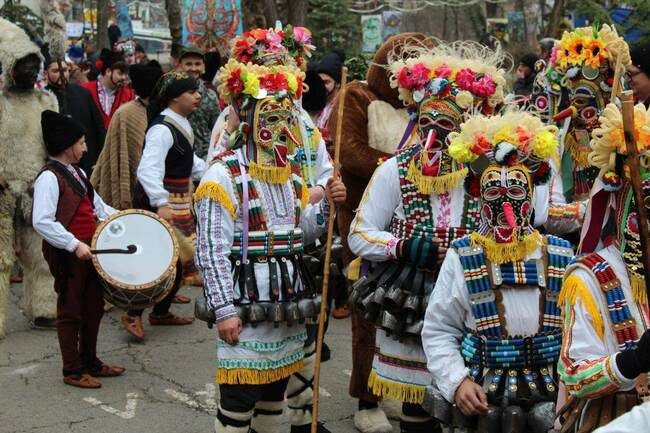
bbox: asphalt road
[0,283,400,433]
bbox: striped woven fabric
[231,229,303,256]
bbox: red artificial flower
[296,77,303,99]
[259,73,288,92]
[227,68,244,95]
[470,135,491,155]
[249,28,267,41]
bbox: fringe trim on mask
[300,180,309,211]
[565,133,591,168]
[469,230,543,264]
[406,160,467,195]
[559,274,604,342]
[249,161,291,184]
[368,370,425,404]
[347,257,362,281]
[629,273,649,305]
[193,182,236,220]
[216,359,304,385]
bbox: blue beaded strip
[461,332,562,369]
[544,236,574,331]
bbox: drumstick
[311,67,347,433]
[91,244,137,255]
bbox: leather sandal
[332,305,352,319]
[89,364,126,378]
[121,314,145,339]
[171,294,191,304]
[148,312,194,326]
[63,373,102,389]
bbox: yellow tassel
[470,230,543,265]
[629,273,649,305]
[406,160,468,195]
[193,182,237,220]
[216,359,304,385]
[559,274,604,341]
[347,257,362,281]
[249,161,291,184]
[565,133,591,168]
[367,370,426,404]
[300,177,309,211]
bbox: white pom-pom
[494,141,517,164]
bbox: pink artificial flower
[549,46,559,65]
[435,64,452,79]
[397,64,431,90]
[293,26,312,44]
[455,69,475,91]
[471,74,496,98]
[266,31,283,50]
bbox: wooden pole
[610,53,624,102]
[311,68,347,433]
[620,90,650,302]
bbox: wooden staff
[610,53,624,101]
[621,90,650,302]
[311,68,348,433]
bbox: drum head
[94,211,176,288]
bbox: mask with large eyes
[566,64,612,131]
[480,165,533,243]
[417,96,463,151]
[530,68,567,123]
[253,96,294,165]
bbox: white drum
[91,209,179,309]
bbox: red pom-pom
[533,162,551,184]
[95,60,104,71]
[466,174,481,197]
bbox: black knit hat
[41,110,85,156]
[302,69,327,113]
[130,63,163,98]
[317,52,344,83]
[631,44,650,76]
[519,53,538,71]
[97,48,126,74]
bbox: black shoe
[291,422,331,433]
[33,317,56,329]
[320,342,331,362]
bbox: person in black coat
[42,46,106,175]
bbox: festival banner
[382,11,401,40]
[361,14,382,53]
[182,0,243,53]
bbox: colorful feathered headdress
[388,38,508,114]
[230,25,315,69]
[554,24,630,76]
[217,59,305,108]
[448,111,558,181]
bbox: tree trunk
[546,0,566,39]
[287,0,308,26]
[263,0,278,28]
[165,0,183,59]
[96,0,109,50]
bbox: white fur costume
[0,18,58,337]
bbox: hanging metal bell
[370,285,388,309]
[348,282,365,306]
[268,302,286,328]
[247,303,266,328]
[194,296,215,326]
[236,304,249,325]
[402,295,421,324]
[313,294,323,315]
[382,286,405,312]
[380,310,401,336]
[404,319,424,337]
[285,301,301,327]
[298,297,316,321]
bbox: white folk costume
[422,111,572,433]
[211,26,334,433]
[0,18,59,336]
[557,102,650,432]
[545,25,630,237]
[348,39,509,432]
[195,60,331,433]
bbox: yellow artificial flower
[243,72,260,97]
[493,125,518,146]
[531,130,559,159]
[286,73,298,93]
[448,138,476,163]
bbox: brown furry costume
[328,33,424,402]
[0,18,59,337]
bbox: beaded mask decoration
[448,111,559,263]
[583,102,650,302]
[230,25,315,70]
[218,60,305,183]
[387,38,508,195]
[529,58,568,124]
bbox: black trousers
[220,378,290,413]
[127,260,182,317]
